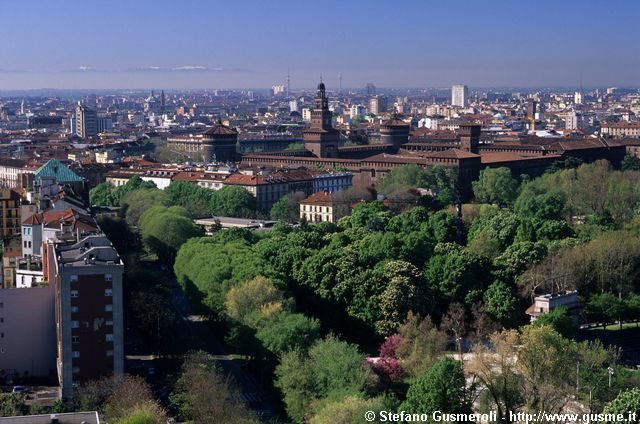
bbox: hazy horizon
[1,0,638,90]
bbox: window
[71,321,80,329]
[106,320,113,326]
[72,336,80,343]
[70,290,79,298]
[104,288,113,297]
[106,334,114,342]
[72,351,80,358]
[106,350,114,357]
[71,306,79,313]
[105,304,113,312]
[70,275,78,282]
[72,367,80,374]
[105,274,113,282]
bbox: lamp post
[608,367,614,388]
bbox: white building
[349,105,366,119]
[566,110,588,130]
[451,84,468,107]
[574,91,583,105]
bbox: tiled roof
[429,148,480,159]
[301,191,335,206]
[203,120,237,136]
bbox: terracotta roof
[203,120,237,136]
[429,148,480,159]
[301,191,335,206]
[382,115,410,127]
[481,152,561,164]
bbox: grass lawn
[586,321,640,331]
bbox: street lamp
[608,367,614,388]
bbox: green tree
[347,201,391,231]
[89,182,116,206]
[210,185,257,218]
[376,260,428,335]
[425,243,490,306]
[256,312,321,356]
[310,395,388,424]
[0,394,27,417]
[112,175,158,205]
[170,352,257,424]
[517,325,575,414]
[164,180,214,218]
[139,206,202,263]
[275,335,369,423]
[586,293,625,329]
[472,167,519,205]
[225,276,286,327]
[395,313,447,379]
[603,388,640,417]
[270,196,291,222]
[621,155,640,172]
[121,188,169,227]
[531,306,575,339]
[174,236,267,316]
[400,356,469,415]
[467,207,520,257]
[484,281,518,327]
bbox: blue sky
[0,0,638,89]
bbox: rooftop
[35,159,83,183]
[56,235,122,268]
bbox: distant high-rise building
[97,114,113,133]
[289,100,299,113]
[574,91,583,105]
[75,104,98,139]
[365,83,376,96]
[368,95,388,115]
[272,85,286,96]
[566,110,588,130]
[451,84,468,107]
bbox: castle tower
[201,119,238,163]
[380,113,410,152]
[459,123,481,154]
[303,82,340,158]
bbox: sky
[0,0,638,90]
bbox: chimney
[459,124,481,154]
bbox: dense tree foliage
[170,352,257,423]
[472,167,519,205]
[90,176,158,207]
[164,180,214,218]
[400,356,469,415]
[275,336,370,423]
[139,205,202,263]
[209,185,257,218]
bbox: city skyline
[0,0,639,90]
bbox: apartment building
[43,234,124,398]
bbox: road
[166,276,279,421]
